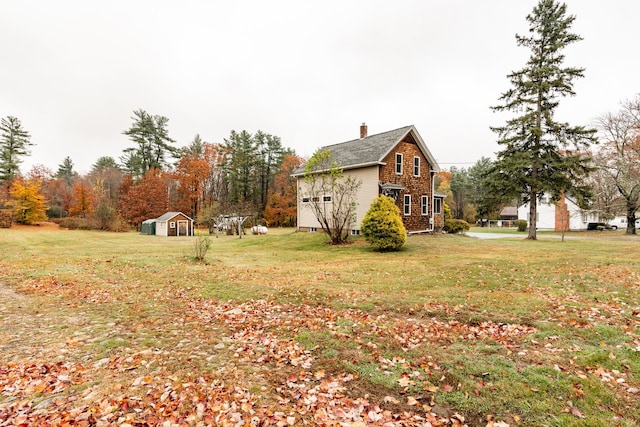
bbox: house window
[310,227,317,232]
[323,195,332,202]
[421,195,429,216]
[351,229,361,236]
[404,194,411,216]
[170,221,176,228]
[414,157,420,177]
[312,196,320,202]
[395,153,403,175]
[302,197,310,203]
[433,198,442,214]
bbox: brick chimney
[360,122,368,139]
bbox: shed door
[177,221,188,236]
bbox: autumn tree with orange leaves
[118,169,169,230]
[7,178,48,224]
[69,180,97,218]
[173,152,210,220]
[264,154,304,227]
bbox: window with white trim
[351,229,361,236]
[395,153,403,175]
[404,194,411,216]
[323,195,332,202]
[310,227,317,232]
[170,221,176,228]
[413,156,420,177]
[433,197,442,214]
[421,195,429,216]
[302,197,310,203]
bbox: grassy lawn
[0,224,638,426]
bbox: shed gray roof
[500,206,518,217]
[293,125,440,176]
[155,211,193,222]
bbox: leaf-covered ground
[0,225,638,426]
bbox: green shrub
[515,219,527,232]
[361,195,407,251]
[443,218,470,234]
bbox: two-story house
[293,124,443,234]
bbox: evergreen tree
[122,109,176,176]
[255,131,288,214]
[120,150,145,179]
[91,156,120,172]
[56,156,78,185]
[222,130,258,208]
[0,116,33,183]
[490,0,596,239]
[179,134,205,157]
[469,157,503,219]
[449,166,472,220]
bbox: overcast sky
[2,1,639,175]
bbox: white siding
[518,201,556,230]
[517,195,599,231]
[156,221,168,236]
[297,166,379,231]
[568,206,598,230]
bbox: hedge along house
[293,124,444,234]
[150,212,194,236]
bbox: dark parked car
[586,222,614,231]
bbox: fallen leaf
[406,396,419,406]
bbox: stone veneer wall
[378,136,434,232]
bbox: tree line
[2,1,639,236]
[437,0,640,238]
[437,92,640,239]
[0,110,304,230]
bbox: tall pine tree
[490,0,596,239]
[56,156,78,185]
[223,130,257,208]
[0,116,33,183]
[122,109,176,177]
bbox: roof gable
[293,125,440,175]
[155,212,193,222]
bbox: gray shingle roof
[155,212,192,222]
[500,206,518,217]
[293,125,439,175]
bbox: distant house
[142,212,194,236]
[500,206,518,221]
[517,193,599,231]
[293,124,444,234]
